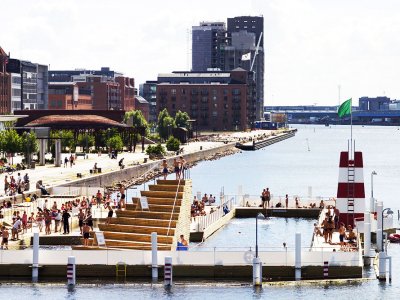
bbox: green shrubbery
[145,144,166,157]
[166,136,180,151]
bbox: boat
[388,233,400,243]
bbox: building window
[171,89,176,95]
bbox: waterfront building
[6,58,48,111]
[49,67,135,111]
[192,16,264,121]
[359,96,390,111]
[0,46,11,114]
[157,68,257,131]
[140,80,157,123]
[116,76,135,111]
[48,82,92,110]
[134,96,150,121]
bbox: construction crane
[250,32,263,72]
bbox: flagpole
[350,98,353,160]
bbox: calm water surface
[3,125,400,299]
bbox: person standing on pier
[105,203,113,225]
[161,159,168,180]
[285,194,289,208]
[78,209,85,234]
[265,188,271,208]
[62,210,71,234]
[82,222,90,246]
[1,226,9,250]
[179,156,186,179]
[173,158,180,180]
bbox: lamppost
[370,171,377,212]
[381,208,394,252]
[255,213,264,258]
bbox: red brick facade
[157,69,256,131]
[77,77,121,110]
[116,76,135,111]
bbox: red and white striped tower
[336,151,365,227]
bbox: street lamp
[370,171,377,212]
[381,208,394,252]
[255,213,264,258]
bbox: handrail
[166,177,183,237]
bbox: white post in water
[164,256,173,287]
[378,251,387,281]
[252,256,262,286]
[364,212,371,266]
[67,256,76,286]
[32,231,39,282]
[295,232,301,280]
[376,201,383,252]
[151,232,158,282]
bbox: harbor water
[2,125,400,299]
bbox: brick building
[48,82,92,110]
[0,47,11,114]
[157,68,256,131]
[140,80,157,122]
[116,76,135,111]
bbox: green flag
[338,98,352,117]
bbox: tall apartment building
[192,16,264,120]
[0,47,11,114]
[6,58,49,111]
[192,22,227,72]
[140,80,157,122]
[157,68,256,131]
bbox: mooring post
[295,232,301,281]
[376,201,383,252]
[67,256,76,286]
[151,232,158,282]
[32,231,39,282]
[164,256,173,287]
[252,256,262,286]
[364,212,371,266]
[378,251,387,281]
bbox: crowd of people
[161,156,187,180]
[0,188,126,249]
[314,205,357,251]
[3,173,30,197]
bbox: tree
[175,110,190,128]
[125,110,149,151]
[2,129,22,164]
[51,130,76,152]
[106,135,123,151]
[21,131,38,165]
[77,133,95,152]
[157,109,175,141]
[166,136,180,152]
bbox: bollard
[164,256,173,287]
[323,261,329,279]
[32,231,39,282]
[376,201,383,252]
[252,256,262,286]
[363,212,372,266]
[151,232,158,282]
[378,252,386,281]
[67,256,76,286]
[295,232,301,281]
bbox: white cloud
[2,0,400,105]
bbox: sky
[2,0,400,106]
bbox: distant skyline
[2,0,400,106]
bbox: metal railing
[191,197,234,232]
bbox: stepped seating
[81,179,188,250]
